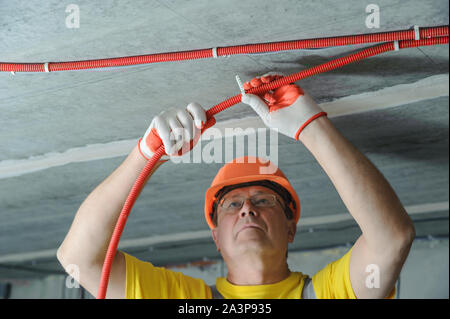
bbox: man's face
[211,186,297,260]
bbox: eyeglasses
[219,193,283,212]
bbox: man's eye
[255,199,268,205]
[228,201,242,208]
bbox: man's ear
[211,228,220,252]
[287,221,297,243]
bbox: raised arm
[242,73,415,299]
[298,116,415,299]
[57,145,164,298]
[57,102,208,298]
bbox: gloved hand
[241,72,327,140]
[138,102,215,162]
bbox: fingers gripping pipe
[96,34,448,298]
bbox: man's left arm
[298,116,415,299]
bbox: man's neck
[225,254,291,285]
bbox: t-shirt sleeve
[123,252,212,299]
[311,247,396,299]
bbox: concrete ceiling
[0,0,448,281]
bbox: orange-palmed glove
[241,72,327,140]
[138,102,215,162]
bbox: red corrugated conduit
[1,26,448,73]
[96,31,448,298]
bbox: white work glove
[138,102,215,162]
[241,72,327,140]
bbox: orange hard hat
[204,156,300,229]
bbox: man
[57,73,415,299]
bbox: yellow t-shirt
[123,248,394,299]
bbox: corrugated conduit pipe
[1,25,448,73]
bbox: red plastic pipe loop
[96,35,448,299]
[1,26,448,73]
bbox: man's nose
[239,199,259,218]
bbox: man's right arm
[57,145,164,299]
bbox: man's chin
[235,236,268,252]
